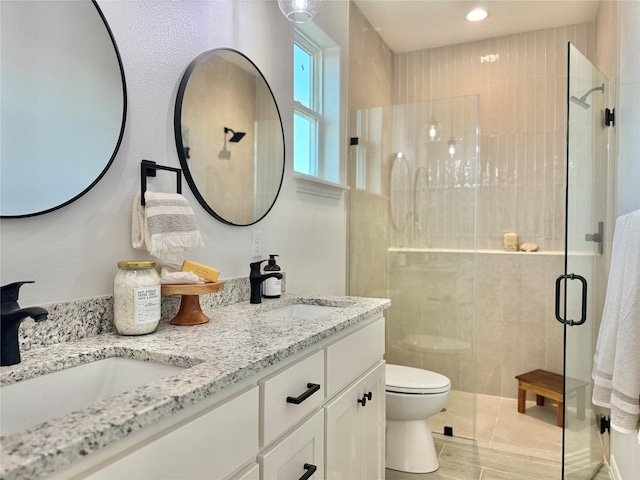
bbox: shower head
[570,83,605,109]
[224,127,246,143]
[570,95,592,109]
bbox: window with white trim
[293,32,321,176]
[293,27,342,187]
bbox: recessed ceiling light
[466,8,488,22]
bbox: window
[292,27,344,192]
[293,32,322,177]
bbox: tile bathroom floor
[386,390,610,480]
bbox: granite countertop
[0,294,390,480]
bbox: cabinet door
[325,377,361,479]
[259,410,324,480]
[325,361,385,480]
[359,362,385,480]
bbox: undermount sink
[259,304,343,320]
[0,357,185,436]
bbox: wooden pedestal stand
[161,281,224,326]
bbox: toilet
[385,364,451,473]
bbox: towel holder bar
[141,160,182,206]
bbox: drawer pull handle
[358,391,373,407]
[299,463,317,480]
[287,383,321,404]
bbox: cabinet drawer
[259,410,324,480]
[87,386,259,479]
[326,316,384,397]
[260,349,325,447]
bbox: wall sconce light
[278,0,321,24]
[224,127,246,143]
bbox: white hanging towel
[592,210,640,438]
[131,191,204,261]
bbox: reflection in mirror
[414,166,429,235]
[391,153,411,232]
[0,0,126,218]
[175,49,285,226]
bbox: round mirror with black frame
[0,0,127,218]
[174,48,285,226]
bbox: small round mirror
[174,49,285,226]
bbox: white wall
[0,0,350,306]
[611,0,640,478]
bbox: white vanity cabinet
[260,315,385,480]
[51,313,385,480]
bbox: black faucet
[1,281,48,366]
[249,260,283,304]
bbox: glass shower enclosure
[349,96,479,439]
[560,42,609,479]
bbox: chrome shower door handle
[555,274,588,326]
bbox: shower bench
[515,369,587,428]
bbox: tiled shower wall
[394,22,595,252]
[390,23,595,398]
[390,23,596,397]
[348,2,394,299]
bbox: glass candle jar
[113,261,161,335]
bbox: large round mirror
[0,0,126,218]
[175,49,285,226]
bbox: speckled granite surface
[17,277,250,353]
[1,290,390,480]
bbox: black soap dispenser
[263,254,281,298]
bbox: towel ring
[140,160,182,206]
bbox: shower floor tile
[386,434,610,480]
[398,390,611,479]
[429,390,562,462]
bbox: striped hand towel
[132,191,204,259]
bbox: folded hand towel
[131,191,204,260]
[592,210,640,435]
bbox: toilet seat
[386,364,450,394]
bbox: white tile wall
[394,21,596,252]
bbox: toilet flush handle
[358,391,373,407]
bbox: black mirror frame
[1,0,127,219]
[174,48,285,227]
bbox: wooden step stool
[515,369,587,428]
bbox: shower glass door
[562,43,609,479]
[349,96,479,441]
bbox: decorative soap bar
[181,260,220,282]
[520,242,539,252]
[503,232,519,251]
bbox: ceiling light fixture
[448,137,457,157]
[423,114,442,143]
[466,8,488,22]
[278,0,321,24]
